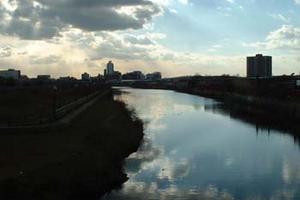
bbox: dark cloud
[0,0,63,39]
[0,0,161,40]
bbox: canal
[107,88,300,200]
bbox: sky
[0,0,299,78]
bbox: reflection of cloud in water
[125,137,191,184]
[114,89,214,136]
[127,142,190,181]
[115,90,168,133]
[107,183,299,200]
[270,189,297,200]
[126,138,162,174]
[172,160,190,179]
[224,158,235,167]
[158,158,190,181]
[106,184,235,200]
[111,88,300,200]
[282,155,300,185]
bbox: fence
[0,89,108,128]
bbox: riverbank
[173,90,298,138]
[129,84,300,135]
[178,88,300,133]
[0,89,144,199]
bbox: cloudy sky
[0,0,299,78]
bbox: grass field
[0,84,104,125]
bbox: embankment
[0,89,144,200]
[130,84,300,134]
[176,88,300,134]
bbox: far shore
[122,85,300,137]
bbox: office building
[0,69,21,80]
[146,72,162,81]
[106,61,114,75]
[122,71,145,80]
[37,75,51,80]
[247,54,272,78]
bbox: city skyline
[0,0,299,78]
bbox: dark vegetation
[0,82,106,125]
[186,76,300,102]
[183,76,300,133]
[205,102,300,141]
[0,89,144,200]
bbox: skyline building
[81,72,90,81]
[247,54,272,78]
[146,72,162,81]
[106,61,114,75]
[0,69,21,80]
[122,71,145,80]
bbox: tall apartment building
[247,54,272,78]
[106,61,114,75]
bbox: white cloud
[178,0,189,5]
[246,25,300,50]
[269,14,290,23]
[226,0,235,4]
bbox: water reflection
[126,138,162,175]
[204,103,300,143]
[107,88,300,200]
[107,183,235,200]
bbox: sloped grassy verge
[0,90,144,200]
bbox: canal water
[108,88,300,200]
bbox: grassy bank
[0,91,144,200]
[175,88,300,136]
[0,84,106,125]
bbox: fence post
[52,86,58,120]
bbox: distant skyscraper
[247,54,272,78]
[106,61,114,75]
